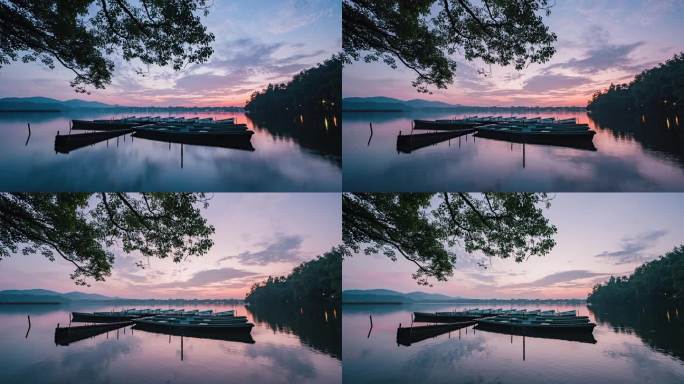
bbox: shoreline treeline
[245,56,341,118]
[244,248,341,307]
[588,53,684,114]
[588,245,684,305]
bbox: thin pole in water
[25,315,31,338]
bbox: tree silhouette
[343,193,557,285]
[245,248,342,307]
[588,52,684,114]
[245,56,341,117]
[0,193,214,285]
[0,0,214,93]
[588,245,684,305]
[343,0,557,92]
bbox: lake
[343,111,684,191]
[0,111,341,191]
[0,303,341,384]
[343,303,684,384]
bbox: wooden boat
[397,321,475,346]
[413,119,485,130]
[71,119,147,131]
[413,310,494,323]
[475,125,597,151]
[132,323,255,343]
[396,129,476,153]
[133,317,254,333]
[71,311,144,323]
[54,321,132,346]
[132,126,255,151]
[473,323,597,343]
[54,129,132,154]
[476,316,596,333]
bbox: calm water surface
[343,303,684,384]
[343,111,684,191]
[0,111,341,191]
[0,303,340,384]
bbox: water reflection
[246,304,341,360]
[0,111,340,191]
[343,303,684,383]
[343,111,684,191]
[589,303,684,361]
[0,303,340,384]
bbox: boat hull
[71,312,142,323]
[71,120,144,131]
[54,321,132,346]
[475,128,597,151]
[413,311,483,323]
[413,120,484,130]
[397,129,475,153]
[132,323,255,343]
[475,319,596,334]
[55,129,132,154]
[133,129,255,151]
[133,319,254,334]
[397,321,475,346]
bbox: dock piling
[25,315,31,338]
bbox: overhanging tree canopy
[0,193,214,285]
[343,0,557,92]
[343,193,557,285]
[0,0,215,93]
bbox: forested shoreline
[245,56,341,118]
[244,248,341,307]
[588,53,684,114]
[588,245,684,305]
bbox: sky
[0,0,340,107]
[0,193,341,299]
[343,193,684,299]
[343,0,684,106]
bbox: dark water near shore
[0,303,340,384]
[343,111,684,191]
[343,303,684,384]
[0,111,340,191]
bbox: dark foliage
[244,248,342,307]
[588,245,684,305]
[245,56,341,117]
[588,53,684,114]
[343,0,557,92]
[343,193,556,285]
[0,193,214,285]
[0,0,214,93]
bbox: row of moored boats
[71,308,254,334]
[413,116,596,146]
[414,308,595,333]
[71,116,254,141]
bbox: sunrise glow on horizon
[343,0,684,107]
[0,0,341,107]
[343,194,684,299]
[0,194,342,299]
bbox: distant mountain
[0,289,118,303]
[342,289,464,303]
[342,289,586,304]
[342,97,461,111]
[0,97,118,111]
[63,291,117,301]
